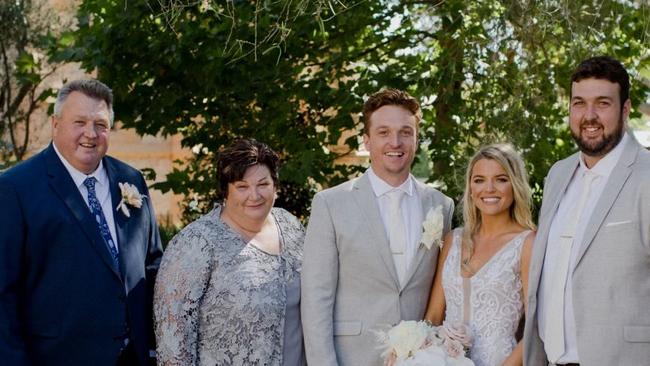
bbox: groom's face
[52,91,111,174]
[363,104,417,186]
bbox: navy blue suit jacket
[0,144,163,365]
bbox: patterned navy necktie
[83,177,120,268]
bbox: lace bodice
[442,228,528,366]
[154,206,305,366]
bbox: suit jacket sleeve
[0,179,31,365]
[301,193,340,366]
[140,177,164,353]
[638,174,650,256]
[139,175,163,286]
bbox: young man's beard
[571,114,625,158]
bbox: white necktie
[545,171,597,362]
[387,190,407,285]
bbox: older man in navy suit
[0,79,162,365]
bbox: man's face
[569,78,630,166]
[52,91,111,174]
[363,105,418,186]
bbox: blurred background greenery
[2,0,649,242]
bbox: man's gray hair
[53,79,115,124]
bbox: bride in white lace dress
[425,144,536,366]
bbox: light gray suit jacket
[524,135,650,366]
[301,172,454,366]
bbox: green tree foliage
[0,0,63,168]
[64,0,649,222]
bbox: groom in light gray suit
[524,56,650,366]
[301,89,454,365]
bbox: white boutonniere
[116,182,146,218]
[420,205,444,250]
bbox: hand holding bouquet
[377,320,474,366]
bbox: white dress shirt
[367,168,423,271]
[53,144,119,252]
[538,133,628,363]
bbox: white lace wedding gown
[442,228,529,366]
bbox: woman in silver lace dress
[154,138,306,366]
[425,144,536,366]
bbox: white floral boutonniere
[420,205,444,250]
[116,182,146,218]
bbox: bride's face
[469,158,514,217]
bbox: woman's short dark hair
[217,138,280,199]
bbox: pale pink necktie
[545,171,597,362]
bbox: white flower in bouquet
[403,346,474,366]
[379,321,431,361]
[378,320,475,366]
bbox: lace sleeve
[154,226,215,365]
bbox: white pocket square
[605,220,633,227]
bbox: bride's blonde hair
[460,144,535,272]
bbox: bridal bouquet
[377,320,475,366]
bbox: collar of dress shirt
[578,132,629,178]
[367,167,415,198]
[52,143,109,190]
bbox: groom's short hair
[362,88,421,134]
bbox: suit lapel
[105,158,129,279]
[573,138,639,268]
[401,181,434,289]
[352,174,400,289]
[543,156,579,232]
[45,145,122,279]
[530,154,579,298]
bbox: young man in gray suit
[524,56,650,365]
[301,88,454,365]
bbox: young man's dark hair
[571,56,630,111]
